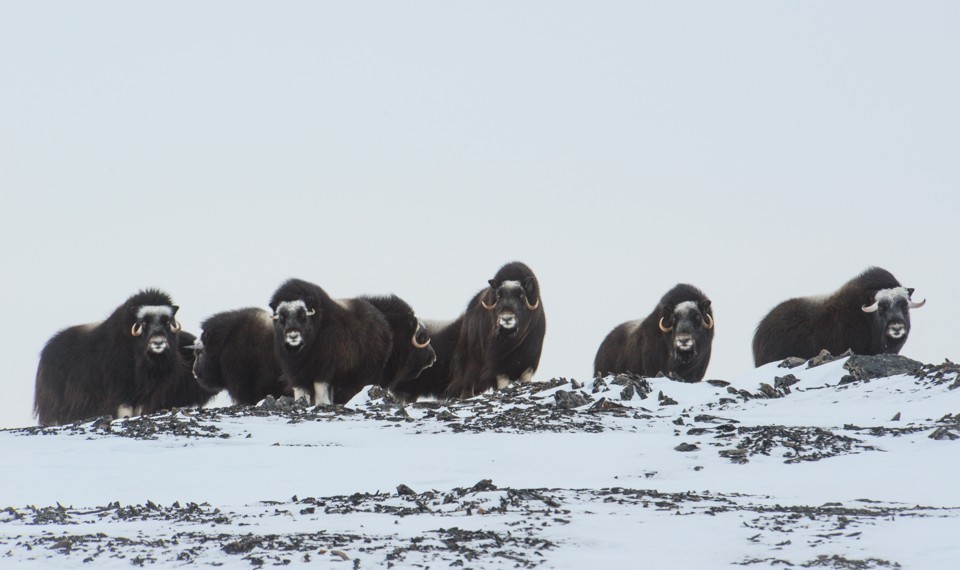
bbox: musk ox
[143,330,221,412]
[389,317,463,403]
[442,261,546,399]
[269,278,392,405]
[752,267,926,366]
[361,295,436,390]
[191,308,291,405]
[34,289,188,425]
[594,284,715,382]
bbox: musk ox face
[658,300,714,365]
[862,287,925,352]
[480,278,541,338]
[189,335,221,391]
[130,305,181,358]
[270,299,317,353]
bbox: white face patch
[137,305,173,320]
[500,280,523,291]
[674,301,698,317]
[276,300,308,315]
[875,287,911,304]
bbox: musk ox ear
[907,288,915,297]
[699,299,712,314]
[268,300,279,313]
[488,279,500,291]
[171,305,180,316]
[523,277,539,298]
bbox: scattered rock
[929,427,960,441]
[778,357,808,369]
[396,484,416,496]
[675,443,699,452]
[840,355,924,385]
[554,390,592,409]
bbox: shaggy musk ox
[360,295,436,390]
[752,267,926,366]
[390,317,463,402]
[191,308,291,405]
[34,289,188,425]
[594,284,715,382]
[144,330,220,412]
[437,261,546,400]
[269,278,392,405]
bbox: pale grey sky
[2,2,958,428]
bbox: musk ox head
[658,299,714,365]
[403,318,436,379]
[269,298,318,353]
[480,277,541,338]
[861,286,925,353]
[188,334,221,392]
[130,304,181,358]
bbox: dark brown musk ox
[34,289,189,425]
[269,278,392,405]
[752,267,926,366]
[393,261,546,401]
[594,284,715,382]
[145,329,221,412]
[360,295,436,392]
[190,308,292,405]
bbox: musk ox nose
[498,312,517,330]
[285,330,303,347]
[887,323,907,339]
[675,335,695,352]
[148,336,169,353]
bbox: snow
[2,356,959,568]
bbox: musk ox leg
[520,368,534,383]
[314,382,333,405]
[293,387,311,404]
[496,375,512,390]
[116,405,134,419]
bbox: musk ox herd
[33,264,926,425]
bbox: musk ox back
[34,289,187,425]
[269,278,392,405]
[361,295,436,391]
[594,284,715,382]
[192,308,291,405]
[752,267,926,366]
[445,261,547,399]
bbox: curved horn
[306,308,316,316]
[131,322,143,337]
[170,320,181,333]
[703,313,714,330]
[480,291,497,310]
[271,313,279,320]
[525,297,540,311]
[908,298,926,309]
[861,301,879,313]
[411,326,431,349]
[658,317,673,333]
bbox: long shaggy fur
[445,261,547,399]
[594,284,714,382]
[145,330,220,412]
[752,267,920,366]
[390,317,463,403]
[361,295,436,391]
[34,289,186,425]
[193,308,290,405]
[269,279,392,405]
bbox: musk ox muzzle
[285,330,304,348]
[498,311,518,331]
[148,335,169,354]
[887,322,907,340]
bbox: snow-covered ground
[2,355,959,568]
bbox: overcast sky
[2,2,958,428]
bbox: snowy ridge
[1,355,959,568]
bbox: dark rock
[774,375,800,391]
[841,354,924,385]
[396,484,416,496]
[554,390,592,409]
[891,412,901,422]
[778,357,807,369]
[706,380,730,387]
[929,427,960,441]
[620,384,635,400]
[674,443,699,452]
[471,479,497,492]
[658,391,678,406]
